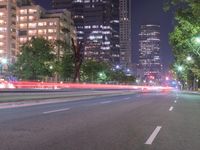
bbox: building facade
[52,0,120,64]
[0,0,75,72]
[16,4,76,53]
[138,24,162,84]
[0,0,17,66]
[119,0,132,67]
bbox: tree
[54,38,74,82]
[60,54,74,81]
[71,39,84,82]
[81,60,111,83]
[13,37,55,80]
[165,0,200,88]
[110,69,135,84]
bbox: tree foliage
[13,37,55,80]
[165,0,200,87]
[81,60,110,83]
[81,60,135,84]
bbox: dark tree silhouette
[71,38,84,82]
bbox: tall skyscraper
[138,24,162,83]
[0,0,17,66]
[119,0,132,67]
[52,0,120,64]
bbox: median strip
[43,108,70,114]
[145,126,162,145]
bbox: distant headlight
[0,83,6,89]
[7,83,15,89]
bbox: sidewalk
[181,90,200,95]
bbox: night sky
[34,0,174,72]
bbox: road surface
[0,90,199,150]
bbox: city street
[0,90,199,150]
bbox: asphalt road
[0,90,199,150]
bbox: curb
[0,91,140,109]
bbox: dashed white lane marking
[100,101,112,104]
[43,108,70,114]
[145,126,162,145]
[169,106,174,111]
[124,97,130,100]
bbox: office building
[119,0,132,67]
[52,0,120,64]
[0,0,17,65]
[138,24,162,83]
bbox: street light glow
[116,65,120,69]
[1,58,7,64]
[49,65,53,70]
[177,66,183,72]
[194,36,200,44]
[186,56,192,61]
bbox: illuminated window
[48,29,56,33]
[49,22,57,26]
[20,16,27,21]
[20,9,27,15]
[38,22,47,26]
[48,36,54,40]
[84,26,91,29]
[28,23,37,28]
[0,42,4,46]
[0,27,6,32]
[28,30,37,35]
[0,20,4,25]
[29,16,35,21]
[0,12,4,17]
[38,29,46,35]
[19,37,27,43]
[29,9,37,14]
[0,35,4,38]
[20,23,27,28]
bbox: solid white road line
[100,101,112,104]
[43,108,70,114]
[145,126,162,145]
[169,106,174,111]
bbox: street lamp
[116,65,120,69]
[177,66,183,72]
[186,56,192,62]
[49,65,53,70]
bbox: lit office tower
[0,0,17,65]
[119,0,132,67]
[52,0,120,64]
[139,24,162,81]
